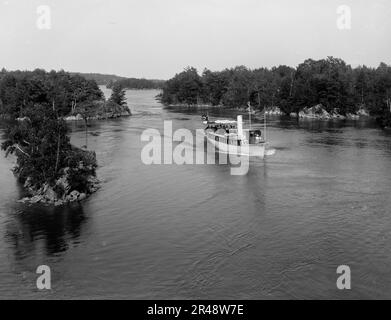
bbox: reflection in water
[1,89,391,299]
[5,204,88,259]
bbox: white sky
[0,0,390,79]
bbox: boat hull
[205,133,265,158]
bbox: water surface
[1,88,391,299]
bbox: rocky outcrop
[265,106,284,115]
[16,116,30,121]
[16,147,100,206]
[297,104,370,120]
[165,103,223,109]
[64,114,83,121]
[298,105,331,119]
[357,107,370,117]
[346,113,360,120]
[329,108,347,120]
[18,170,100,206]
[64,101,131,121]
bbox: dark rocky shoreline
[165,103,371,121]
[17,165,101,206]
[64,100,131,121]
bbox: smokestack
[237,115,243,138]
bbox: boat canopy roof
[215,120,236,124]
[208,120,236,125]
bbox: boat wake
[265,148,276,156]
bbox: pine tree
[109,83,127,107]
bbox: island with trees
[0,69,131,205]
[159,57,391,128]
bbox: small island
[0,69,130,205]
[158,57,391,127]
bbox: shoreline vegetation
[1,58,390,205]
[0,69,130,205]
[158,57,391,127]
[63,100,131,121]
[164,103,371,121]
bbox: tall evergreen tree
[109,83,127,107]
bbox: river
[1,88,391,299]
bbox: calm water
[1,88,391,299]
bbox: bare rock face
[346,113,360,120]
[56,175,71,195]
[64,101,132,121]
[297,104,368,120]
[54,200,64,207]
[265,107,283,115]
[299,105,331,119]
[357,107,369,117]
[78,193,87,201]
[17,170,100,206]
[67,190,80,202]
[329,108,346,120]
[43,186,57,203]
[64,114,83,121]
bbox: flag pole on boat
[247,101,252,130]
[264,105,267,143]
[257,91,267,143]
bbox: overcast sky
[0,0,390,79]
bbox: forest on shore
[160,57,391,127]
[0,69,129,205]
[0,69,131,120]
[0,69,104,118]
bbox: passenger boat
[202,113,266,158]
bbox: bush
[1,104,98,193]
[65,147,97,193]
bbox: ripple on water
[1,91,391,298]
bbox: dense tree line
[1,105,97,191]
[0,69,104,201]
[160,58,391,125]
[0,69,103,119]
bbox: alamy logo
[36,5,51,30]
[336,5,351,30]
[140,121,250,175]
[36,265,51,290]
[336,265,351,290]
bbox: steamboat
[202,112,267,158]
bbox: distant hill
[73,72,165,89]
[107,78,165,90]
[71,72,127,86]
